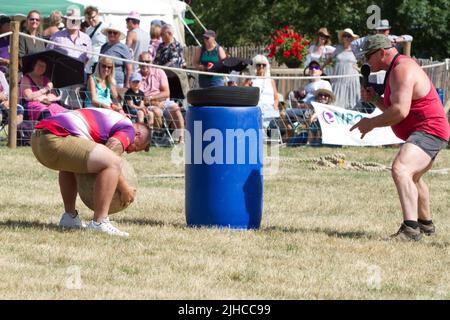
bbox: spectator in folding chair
[138,52,184,144]
[244,54,280,131]
[123,72,152,125]
[281,61,333,140]
[20,57,68,121]
[85,57,125,116]
[306,88,336,146]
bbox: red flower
[267,26,310,67]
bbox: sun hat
[64,6,83,20]
[375,19,391,30]
[102,23,126,40]
[338,28,359,42]
[315,88,336,104]
[126,11,140,21]
[317,27,330,37]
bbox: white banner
[311,102,404,146]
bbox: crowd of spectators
[0,4,414,147]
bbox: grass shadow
[0,219,65,232]
[264,225,377,240]
[118,217,186,229]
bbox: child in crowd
[123,72,152,125]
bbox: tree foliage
[186,0,449,59]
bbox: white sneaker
[59,211,85,229]
[86,219,129,237]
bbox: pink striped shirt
[35,108,135,150]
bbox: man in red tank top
[351,34,450,241]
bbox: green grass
[1,145,450,299]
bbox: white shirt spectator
[303,80,332,103]
[85,20,107,73]
[305,45,336,66]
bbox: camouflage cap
[362,34,392,58]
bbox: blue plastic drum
[185,106,263,229]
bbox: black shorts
[406,131,448,160]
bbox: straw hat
[102,23,126,40]
[315,88,336,104]
[317,27,331,38]
[338,28,359,42]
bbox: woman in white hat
[326,28,360,110]
[100,24,133,88]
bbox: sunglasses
[342,34,353,38]
[28,18,40,22]
[101,64,113,69]
[256,63,267,68]
[203,37,210,40]
[319,34,329,38]
[108,31,119,35]
[318,93,330,98]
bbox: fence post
[403,42,411,57]
[8,21,20,149]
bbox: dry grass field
[1,145,450,299]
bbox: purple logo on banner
[322,111,335,124]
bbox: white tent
[71,0,188,45]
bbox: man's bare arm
[369,64,413,128]
[105,137,124,156]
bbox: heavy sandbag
[76,158,137,214]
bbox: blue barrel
[185,106,263,229]
[436,88,444,105]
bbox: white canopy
[71,0,187,45]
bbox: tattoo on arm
[105,138,124,155]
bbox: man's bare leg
[414,162,433,221]
[391,143,433,221]
[86,144,122,223]
[59,171,77,214]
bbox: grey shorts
[406,131,448,160]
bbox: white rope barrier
[0,31,12,39]
[14,32,450,81]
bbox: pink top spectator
[139,67,168,96]
[20,74,67,121]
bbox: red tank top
[384,55,449,141]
